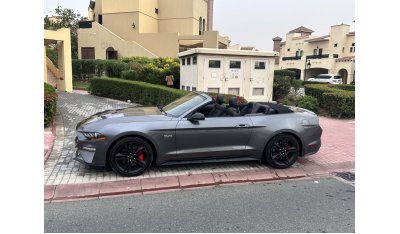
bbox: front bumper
[74,133,109,166]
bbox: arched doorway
[106,47,118,60]
[338,68,348,84]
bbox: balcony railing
[282,56,301,61]
[306,54,330,59]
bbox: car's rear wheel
[108,137,153,177]
[264,134,299,169]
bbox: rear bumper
[302,138,322,157]
[301,125,323,157]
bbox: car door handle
[235,124,250,128]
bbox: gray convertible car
[75,92,322,177]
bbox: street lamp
[304,59,311,80]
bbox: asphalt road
[44,177,355,233]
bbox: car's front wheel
[108,137,153,177]
[264,134,300,169]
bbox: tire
[108,137,154,177]
[264,134,300,169]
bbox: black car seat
[240,102,254,116]
[225,97,240,116]
[207,95,226,117]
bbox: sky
[44,0,355,51]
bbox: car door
[175,115,253,160]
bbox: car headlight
[81,132,107,141]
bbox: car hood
[76,106,172,131]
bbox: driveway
[44,91,354,200]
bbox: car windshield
[315,75,332,79]
[163,92,206,117]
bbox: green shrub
[90,77,188,106]
[105,61,130,78]
[121,70,138,81]
[322,92,355,118]
[331,84,355,91]
[44,82,57,127]
[73,57,181,88]
[273,76,292,101]
[274,70,295,79]
[304,84,354,118]
[297,95,319,113]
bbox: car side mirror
[188,112,205,122]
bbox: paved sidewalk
[44,91,354,202]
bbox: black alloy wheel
[109,137,153,177]
[265,134,300,169]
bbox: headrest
[215,95,224,105]
[229,97,238,108]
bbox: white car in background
[307,74,343,84]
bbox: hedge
[90,77,248,107]
[304,84,355,118]
[90,77,188,106]
[274,69,295,79]
[72,58,181,88]
[44,82,57,127]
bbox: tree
[44,6,83,59]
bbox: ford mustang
[75,92,322,177]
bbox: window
[334,43,338,47]
[229,61,241,69]
[155,8,159,14]
[181,58,185,66]
[187,57,191,65]
[81,47,95,59]
[253,88,264,96]
[228,88,240,96]
[209,60,221,68]
[287,48,290,52]
[334,76,342,79]
[98,14,103,25]
[199,17,202,35]
[181,85,185,90]
[313,49,318,55]
[350,43,355,53]
[318,48,323,55]
[296,50,300,57]
[300,50,304,57]
[192,87,197,91]
[208,88,220,93]
[193,56,197,65]
[254,61,266,69]
[203,19,206,32]
[186,86,191,91]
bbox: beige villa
[273,24,355,84]
[78,0,230,59]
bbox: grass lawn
[73,81,90,90]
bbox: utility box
[178,48,278,102]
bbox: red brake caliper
[138,147,145,161]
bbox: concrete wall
[180,53,275,102]
[44,28,73,92]
[78,23,157,59]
